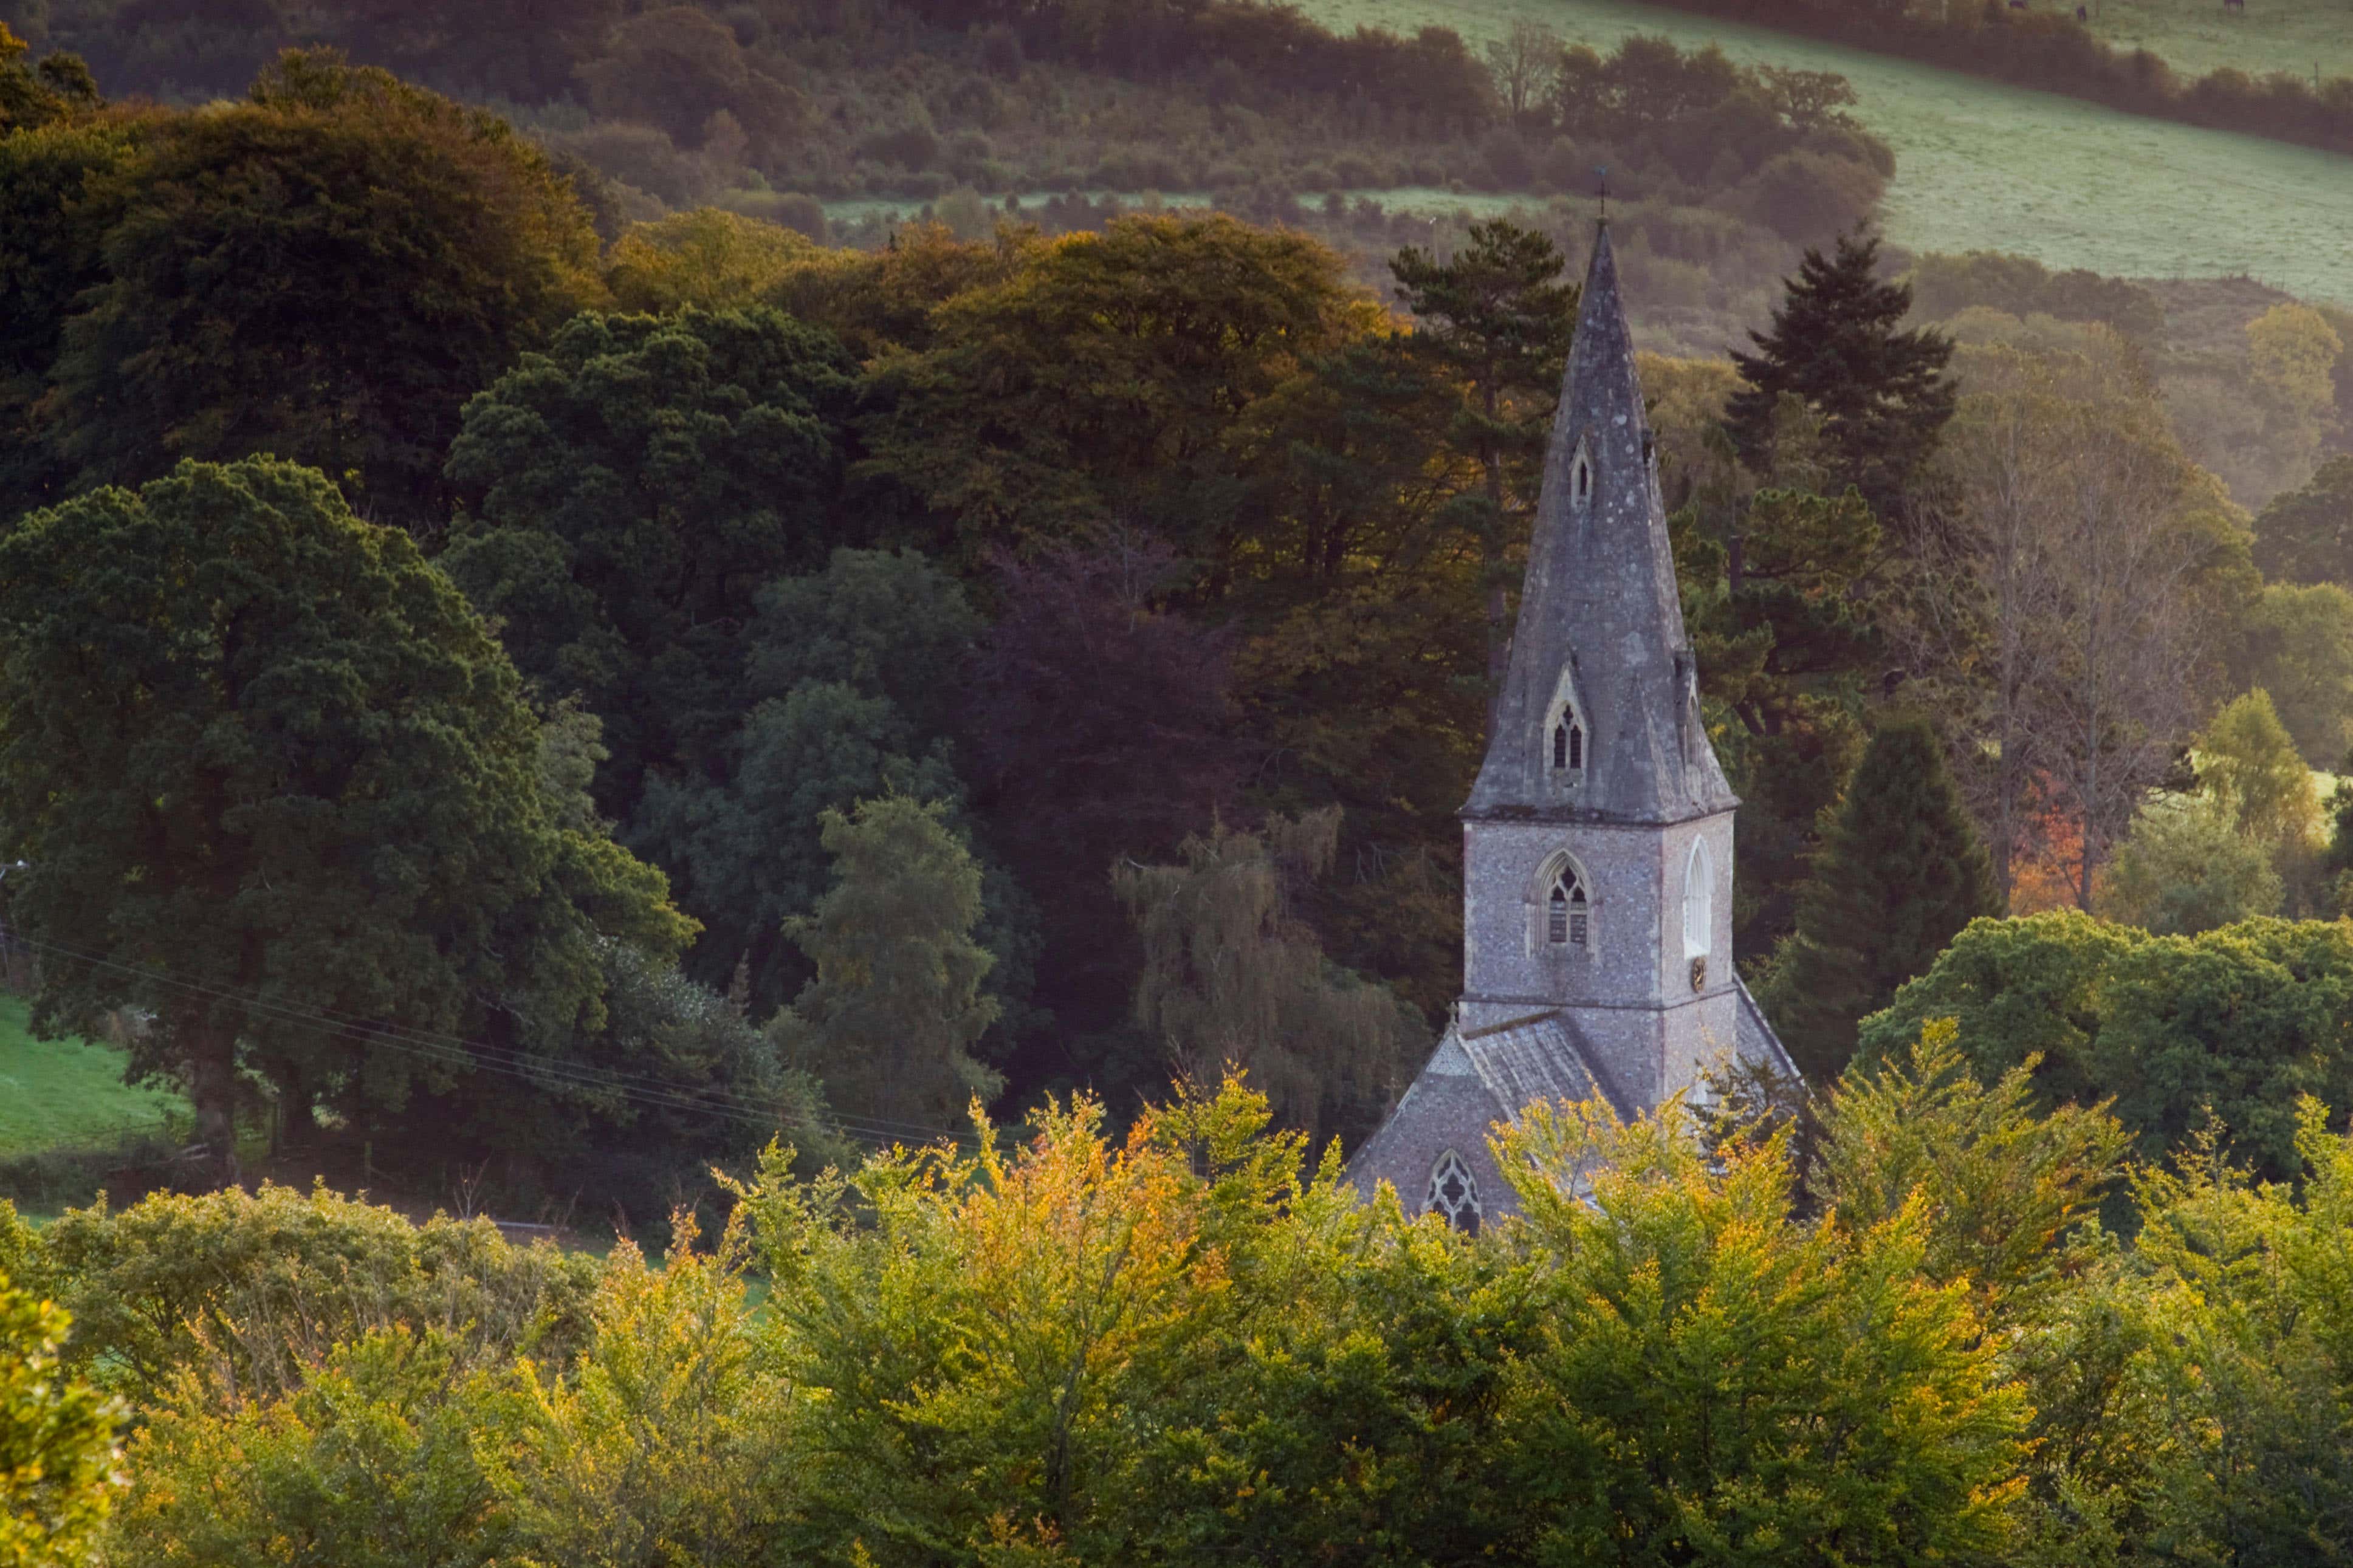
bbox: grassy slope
[2086,0,2353,81]
[0,996,184,1157]
[1299,0,2353,304]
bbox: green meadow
[1296,0,2353,303]
[0,995,184,1157]
[2086,0,2353,81]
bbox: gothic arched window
[1549,867,1590,947]
[1551,704,1585,775]
[1683,838,1714,959]
[1572,447,1593,505]
[1427,1150,1481,1234]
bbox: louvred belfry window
[1553,708,1584,773]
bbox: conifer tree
[1762,716,2000,1083]
[1726,230,1956,517]
[1390,219,1578,721]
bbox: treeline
[1626,0,2353,162]
[17,1034,2353,1565]
[18,0,1891,244]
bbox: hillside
[1298,0,2353,304]
[2087,0,2353,80]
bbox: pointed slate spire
[1465,226,1737,824]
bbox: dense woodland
[10,1,2353,1561]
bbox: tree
[2236,582,2353,767]
[1483,20,1562,119]
[1494,1095,2029,1564]
[2245,301,2344,496]
[2253,452,2353,587]
[1726,228,1957,516]
[107,1330,515,1568]
[963,539,1246,1047]
[769,796,1003,1131]
[0,22,99,134]
[0,1270,118,1566]
[634,549,980,1012]
[1760,715,2001,1083]
[1859,911,2353,1182]
[0,104,134,513]
[32,1182,598,1406]
[738,1079,1517,1567]
[2101,792,2283,936]
[1389,218,1578,727]
[441,305,859,827]
[863,213,1370,557]
[1926,354,2244,906]
[1674,483,1886,957]
[0,458,692,1171]
[604,207,821,313]
[43,52,603,531]
[1114,810,1423,1146]
[2199,688,2322,857]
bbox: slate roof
[1456,1010,1631,1121]
[1465,225,1740,826]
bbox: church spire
[1465,227,1737,824]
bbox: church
[1350,225,1798,1230]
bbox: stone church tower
[1351,227,1796,1230]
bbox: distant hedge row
[1636,0,2353,159]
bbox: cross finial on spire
[1595,166,1609,226]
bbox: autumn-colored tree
[1494,1090,2030,1563]
[863,213,1370,558]
[0,1268,119,1564]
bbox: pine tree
[1762,716,2000,1083]
[1390,219,1578,724]
[1726,230,1956,517]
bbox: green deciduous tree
[0,457,692,1170]
[43,52,603,531]
[1726,228,1957,517]
[1860,910,2353,1182]
[634,547,983,1012]
[2253,451,2353,587]
[1115,810,1423,1146]
[107,1329,512,1568]
[2201,688,2323,856]
[2101,792,2284,936]
[2236,581,2353,767]
[1761,714,2001,1082]
[769,796,1003,1132]
[0,1269,118,1566]
[441,304,859,823]
[603,207,821,313]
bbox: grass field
[1295,0,2353,304]
[2086,0,2353,82]
[0,996,184,1157]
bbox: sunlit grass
[0,995,186,1157]
[2084,0,2353,83]
[1296,0,2353,306]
